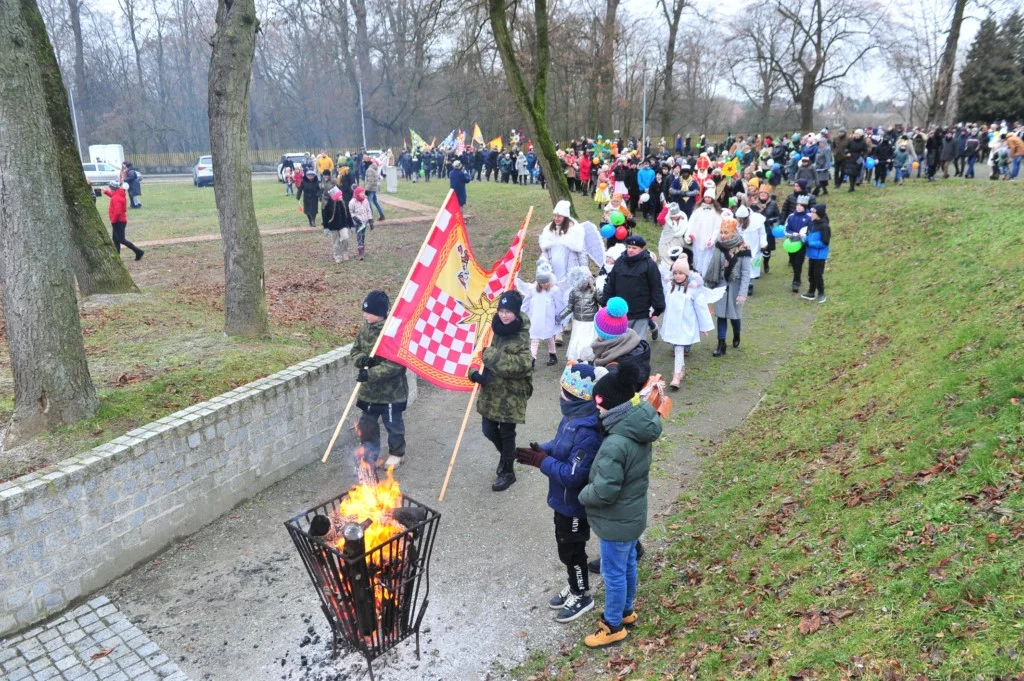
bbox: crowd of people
[309,117,1024,654]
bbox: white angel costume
[538,219,605,283]
[686,198,723,277]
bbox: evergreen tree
[957,15,1024,123]
[1003,11,1024,76]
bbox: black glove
[515,447,546,468]
[356,368,369,383]
[468,368,494,385]
[354,356,372,369]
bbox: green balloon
[728,197,736,207]
[610,211,625,226]
[765,170,772,179]
[783,238,803,254]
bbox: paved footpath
[0,597,190,681]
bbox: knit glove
[354,355,373,369]
[356,368,370,383]
[515,447,546,468]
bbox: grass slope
[533,181,1024,680]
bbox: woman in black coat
[843,130,869,193]
[295,169,320,226]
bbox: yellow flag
[472,123,485,146]
[410,129,428,151]
[489,136,503,151]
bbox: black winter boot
[732,330,741,348]
[492,459,516,492]
[713,339,727,357]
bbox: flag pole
[438,206,533,501]
[321,191,458,464]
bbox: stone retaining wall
[0,345,415,635]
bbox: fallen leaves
[90,648,115,660]
[794,607,856,636]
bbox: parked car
[193,155,214,187]
[82,162,121,195]
[277,153,308,182]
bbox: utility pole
[358,79,367,149]
[68,88,83,161]
[641,60,647,152]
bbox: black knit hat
[593,364,639,411]
[497,290,523,317]
[362,290,389,317]
[810,203,828,220]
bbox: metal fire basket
[284,493,441,680]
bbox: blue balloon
[865,157,876,169]
[771,225,785,238]
[793,153,802,161]
[600,224,615,238]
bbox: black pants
[111,221,142,258]
[358,403,406,463]
[807,258,826,296]
[554,512,590,595]
[481,418,517,466]
[789,250,806,284]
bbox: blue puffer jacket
[805,216,831,260]
[538,411,604,518]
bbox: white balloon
[639,192,650,204]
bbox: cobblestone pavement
[0,597,190,681]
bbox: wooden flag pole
[438,382,481,502]
[437,205,533,501]
[321,191,458,464]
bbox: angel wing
[581,220,606,267]
[513,276,532,296]
[704,286,727,305]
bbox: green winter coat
[476,318,534,424]
[579,401,662,542]
[350,320,408,406]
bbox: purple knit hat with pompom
[594,297,629,340]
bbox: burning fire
[330,459,405,554]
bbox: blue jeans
[366,190,385,219]
[599,539,637,627]
[966,156,976,178]
[1012,156,1021,179]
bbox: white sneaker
[384,455,403,468]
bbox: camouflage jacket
[350,320,408,406]
[476,318,534,424]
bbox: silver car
[83,162,120,195]
[193,155,214,187]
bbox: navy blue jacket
[449,169,471,206]
[538,411,604,518]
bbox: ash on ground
[274,613,437,681]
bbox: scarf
[591,331,641,367]
[491,314,523,337]
[704,233,750,288]
[561,396,597,419]
[600,400,635,432]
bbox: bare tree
[729,3,788,129]
[772,0,877,130]
[597,0,620,135]
[1,0,99,448]
[488,0,573,210]
[927,0,969,125]
[208,0,268,337]
[885,0,946,126]
[657,0,690,136]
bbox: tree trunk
[927,0,967,126]
[488,0,575,214]
[208,0,268,337]
[349,0,375,147]
[23,0,139,296]
[799,77,816,131]
[660,19,678,136]
[597,0,620,135]
[0,0,99,448]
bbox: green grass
[533,180,1024,679]
[110,178,417,242]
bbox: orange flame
[330,460,404,553]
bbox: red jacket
[579,155,592,181]
[103,187,128,223]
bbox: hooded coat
[579,400,662,542]
[539,220,589,283]
[538,408,604,518]
[602,249,666,320]
[296,173,320,219]
[658,215,688,270]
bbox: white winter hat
[605,244,625,262]
[535,259,554,284]
[667,202,683,217]
[121,182,129,191]
[703,189,716,200]
[703,179,716,189]
[553,200,572,218]
[735,206,750,218]
[721,208,734,220]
